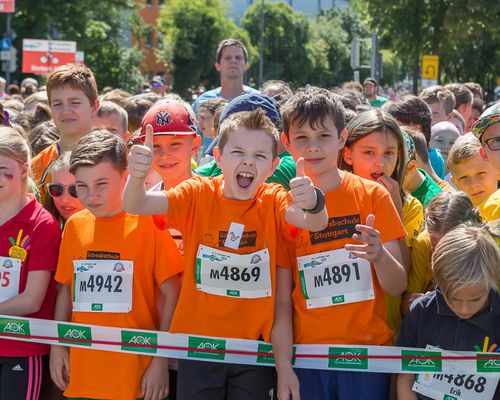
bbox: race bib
[0,257,21,303]
[73,260,133,313]
[413,346,499,400]
[297,248,374,309]
[195,245,271,298]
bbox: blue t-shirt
[193,85,260,115]
[428,148,445,179]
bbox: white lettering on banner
[0,257,21,303]
[195,245,272,298]
[73,260,133,313]
[297,248,374,309]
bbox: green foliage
[2,0,144,92]
[158,0,254,96]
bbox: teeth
[239,172,253,178]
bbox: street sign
[422,55,439,80]
[0,38,11,51]
[0,0,15,13]
[22,39,76,75]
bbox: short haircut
[97,101,128,133]
[472,98,483,113]
[197,98,228,118]
[419,85,456,115]
[452,109,466,133]
[123,95,155,132]
[463,82,483,101]
[342,81,363,94]
[281,87,346,138]
[218,109,278,158]
[69,130,127,174]
[47,63,98,106]
[385,95,432,143]
[447,133,481,169]
[426,191,482,236]
[99,88,132,109]
[444,83,473,109]
[29,120,60,156]
[216,39,248,64]
[433,224,500,299]
[403,126,429,163]
[260,80,294,105]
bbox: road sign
[422,55,439,80]
[0,38,11,51]
[0,0,15,13]
[22,39,76,75]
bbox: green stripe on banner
[1,315,500,375]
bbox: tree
[241,2,313,87]
[158,0,254,97]
[2,0,144,92]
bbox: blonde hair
[447,133,481,169]
[0,126,31,189]
[433,224,500,298]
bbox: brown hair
[419,85,456,115]
[29,120,60,156]
[217,109,278,158]
[197,98,228,118]
[433,224,500,299]
[0,126,31,188]
[123,94,155,132]
[444,83,473,110]
[447,134,481,169]
[463,82,483,101]
[281,87,346,138]
[47,64,98,106]
[43,152,72,223]
[96,101,128,133]
[216,39,248,64]
[404,126,429,163]
[69,130,127,174]
[339,109,407,202]
[385,95,432,143]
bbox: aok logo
[328,347,368,370]
[401,350,442,372]
[477,354,500,372]
[188,336,226,361]
[121,331,157,354]
[58,324,92,347]
[0,319,30,336]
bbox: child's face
[74,161,127,218]
[50,166,84,220]
[92,114,126,139]
[282,116,344,178]
[428,102,450,125]
[214,128,278,200]
[199,114,215,138]
[450,153,499,206]
[481,123,500,172]
[50,86,98,138]
[152,135,200,184]
[0,154,26,202]
[429,129,459,161]
[444,284,489,320]
[342,131,399,182]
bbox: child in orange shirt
[124,109,328,399]
[50,131,183,400]
[280,87,407,400]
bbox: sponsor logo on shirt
[218,231,257,248]
[309,215,360,245]
[87,251,120,260]
[8,229,30,262]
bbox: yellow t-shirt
[479,189,500,247]
[407,230,433,294]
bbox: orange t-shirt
[31,142,59,203]
[292,172,406,345]
[55,210,183,400]
[156,175,292,342]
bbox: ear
[213,146,222,168]
[338,128,348,150]
[280,132,292,153]
[191,135,202,157]
[342,146,353,166]
[479,146,489,161]
[215,62,221,72]
[21,162,29,179]
[406,159,417,172]
[91,99,100,119]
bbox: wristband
[303,187,325,214]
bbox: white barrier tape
[1,316,500,375]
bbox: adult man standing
[193,38,259,115]
[363,77,388,108]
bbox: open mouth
[371,172,384,180]
[236,172,254,189]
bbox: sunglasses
[47,183,78,198]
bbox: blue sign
[0,38,11,51]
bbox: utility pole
[258,0,264,86]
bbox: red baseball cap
[140,101,198,138]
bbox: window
[146,31,153,48]
[146,0,153,8]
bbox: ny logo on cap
[156,111,171,126]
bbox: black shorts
[0,355,43,400]
[177,359,276,400]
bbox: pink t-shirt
[0,195,61,356]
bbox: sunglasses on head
[47,183,78,198]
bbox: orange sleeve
[372,185,407,243]
[271,185,298,241]
[54,220,75,285]
[153,225,184,285]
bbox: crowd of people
[0,37,499,400]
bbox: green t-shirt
[194,152,296,191]
[369,96,389,108]
[411,169,443,208]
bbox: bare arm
[271,267,300,400]
[0,270,52,316]
[122,124,169,215]
[397,374,418,400]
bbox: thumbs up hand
[289,158,317,211]
[128,124,154,179]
